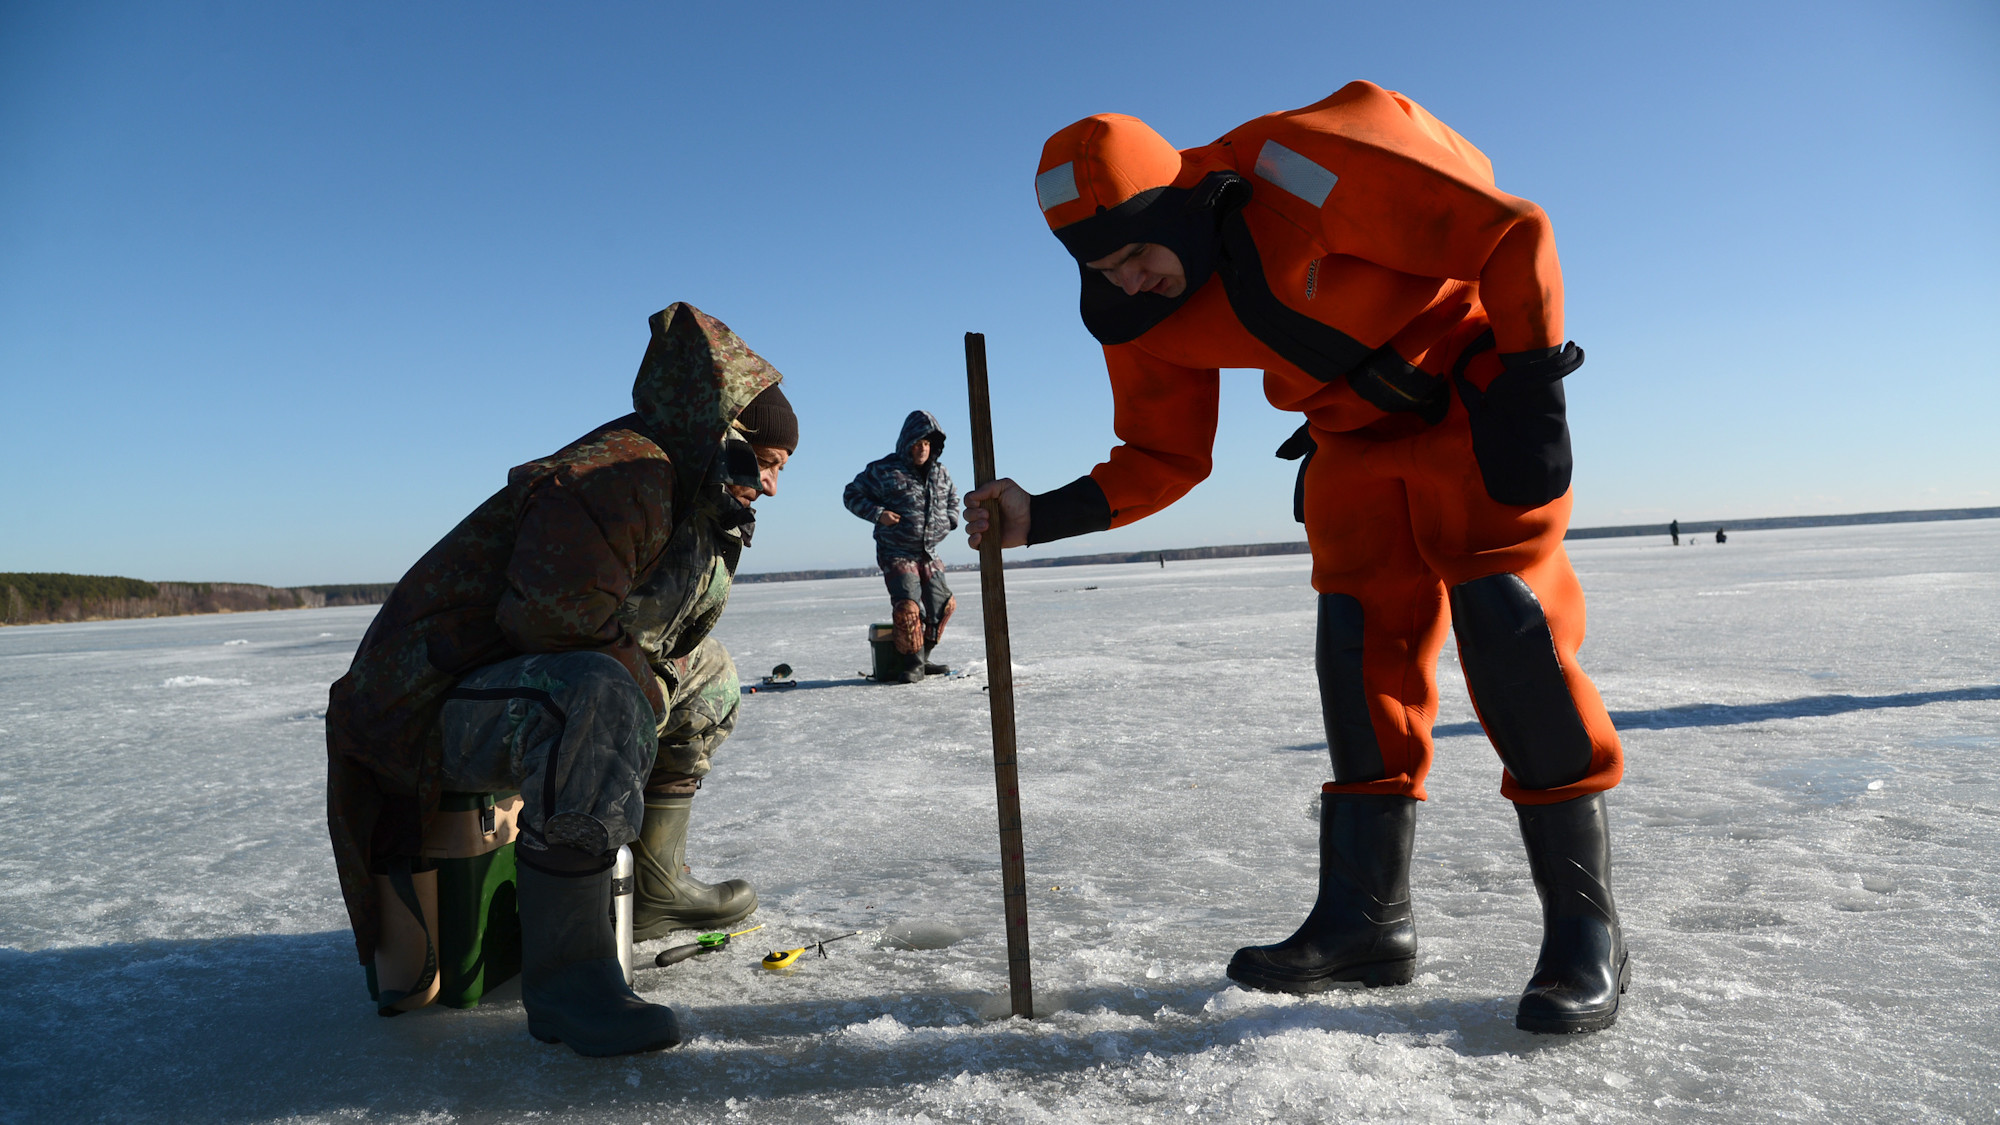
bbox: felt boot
[517,858,681,1056]
[632,795,757,940]
[1514,792,1629,1033]
[1227,793,1417,992]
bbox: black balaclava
[1053,171,1251,346]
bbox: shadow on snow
[0,932,1568,1122]
[1283,685,2000,750]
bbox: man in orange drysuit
[965,81,1629,1034]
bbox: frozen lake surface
[2,520,1996,1123]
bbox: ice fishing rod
[760,931,860,970]
[653,923,765,967]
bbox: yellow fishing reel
[761,947,806,970]
[760,930,859,970]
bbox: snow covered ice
[1,520,1996,1123]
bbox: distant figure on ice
[1714,526,1727,544]
[1670,519,1679,546]
[844,410,959,683]
[325,303,797,1056]
[969,82,1630,1034]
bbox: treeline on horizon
[9,506,1995,623]
[0,573,395,627]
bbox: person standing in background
[845,411,959,683]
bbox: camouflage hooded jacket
[842,410,959,560]
[325,303,782,964]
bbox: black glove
[1494,342,1585,389]
[1454,340,1584,508]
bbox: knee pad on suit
[1448,574,1593,790]
[1316,594,1386,783]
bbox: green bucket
[869,622,902,680]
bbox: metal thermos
[611,844,635,985]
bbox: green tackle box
[868,622,901,680]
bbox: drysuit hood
[1036,114,1249,345]
[632,302,785,510]
[895,410,946,466]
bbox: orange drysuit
[1033,82,1621,804]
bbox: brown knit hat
[736,383,798,453]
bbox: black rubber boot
[1227,793,1417,992]
[897,649,927,684]
[1514,793,1629,1033]
[921,644,949,677]
[632,796,757,940]
[517,858,681,1056]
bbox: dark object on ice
[1226,793,1417,992]
[921,647,950,676]
[652,936,716,964]
[518,860,681,1056]
[1714,527,1727,544]
[1669,519,1679,546]
[653,939,710,966]
[747,663,798,692]
[1514,793,1628,1034]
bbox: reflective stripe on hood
[1037,115,1249,346]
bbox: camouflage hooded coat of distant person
[845,410,959,664]
[843,411,960,561]
[324,302,780,966]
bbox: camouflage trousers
[437,639,739,857]
[879,555,955,654]
[649,636,740,783]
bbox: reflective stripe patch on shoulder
[1036,162,1080,212]
[1254,140,1338,208]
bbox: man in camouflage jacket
[325,302,796,1055]
[843,410,958,681]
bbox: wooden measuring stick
[964,331,1034,1020]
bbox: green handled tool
[653,923,764,967]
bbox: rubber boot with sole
[1227,792,1417,992]
[1514,792,1630,1033]
[921,644,949,677]
[632,795,757,940]
[518,859,681,1056]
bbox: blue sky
[3,0,1995,584]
